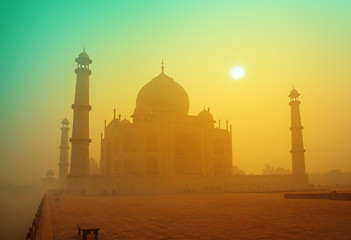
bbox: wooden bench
[77,224,100,240]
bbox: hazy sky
[1,0,350,184]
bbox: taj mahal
[100,62,232,178]
[58,50,308,195]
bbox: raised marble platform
[35,191,351,239]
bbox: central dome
[136,71,189,115]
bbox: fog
[0,184,46,240]
[1,1,351,187]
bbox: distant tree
[307,172,327,185]
[262,164,273,175]
[308,170,351,186]
[326,169,346,185]
[262,164,291,175]
[274,167,291,175]
[232,166,245,175]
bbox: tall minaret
[289,88,306,176]
[58,117,70,181]
[70,50,92,176]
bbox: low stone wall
[66,175,309,195]
[26,194,45,240]
[285,191,351,200]
[284,193,331,199]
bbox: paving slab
[41,192,351,240]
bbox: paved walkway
[45,192,351,239]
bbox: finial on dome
[161,59,164,72]
[83,47,86,52]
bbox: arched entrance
[123,158,136,175]
[174,135,201,175]
[145,158,159,175]
[214,158,225,175]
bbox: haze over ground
[0,0,351,185]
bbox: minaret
[69,50,92,176]
[289,88,306,176]
[58,117,70,181]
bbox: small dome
[197,109,215,122]
[120,119,131,125]
[78,51,90,59]
[133,105,153,116]
[61,117,69,125]
[289,88,300,98]
[75,50,92,65]
[136,71,189,115]
[46,169,54,177]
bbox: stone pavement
[43,192,351,239]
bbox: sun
[231,66,245,80]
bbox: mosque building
[62,50,308,195]
[100,62,232,178]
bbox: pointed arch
[145,158,159,175]
[214,158,225,175]
[123,158,136,175]
[174,134,201,175]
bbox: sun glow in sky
[0,1,351,184]
[231,66,245,80]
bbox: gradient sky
[0,0,350,184]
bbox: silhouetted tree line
[262,164,291,175]
[309,169,351,185]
